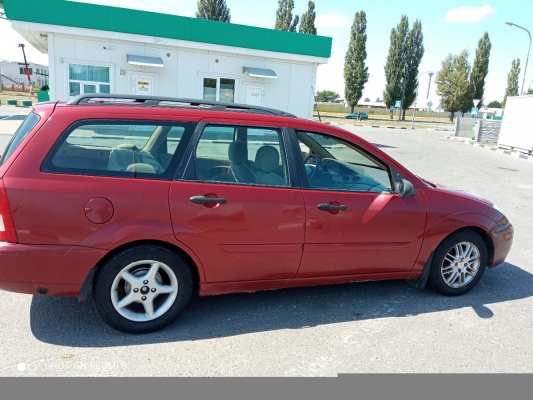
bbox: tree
[344,11,369,113]
[470,32,492,106]
[383,16,425,120]
[315,90,340,103]
[275,0,299,32]
[364,97,370,102]
[435,50,472,122]
[383,16,410,113]
[299,1,317,35]
[503,59,521,108]
[375,97,382,102]
[196,0,231,22]
[487,100,502,108]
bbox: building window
[202,77,235,103]
[19,67,33,75]
[68,64,111,97]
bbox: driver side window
[297,131,393,193]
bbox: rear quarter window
[41,120,196,180]
[1,112,40,165]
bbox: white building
[4,0,331,118]
[0,61,49,87]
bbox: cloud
[445,5,495,23]
[316,13,351,28]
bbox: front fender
[408,212,497,279]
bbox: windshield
[0,113,40,165]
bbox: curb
[447,136,533,162]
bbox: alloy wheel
[440,242,481,288]
[110,260,179,322]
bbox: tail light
[0,179,18,243]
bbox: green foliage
[196,0,231,22]
[275,0,299,32]
[471,32,492,105]
[364,97,370,102]
[299,1,317,35]
[435,50,472,121]
[503,59,521,108]
[383,16,425,119]
[402,19,425,117]
[487,100,502,108]
[344,11,369,112]
[315,90,340,102]
[375,97,382,102]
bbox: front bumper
[0,242,107,296]
[489,223,514,268]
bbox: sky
[1,0,532,106]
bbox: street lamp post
[411,71,435,129]
[506,22,531,95]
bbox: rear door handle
[317,203,347,212]
[190,196,227,205]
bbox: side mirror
[397,179,416,197]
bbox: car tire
[428,230,488,296]
[93,245,193,334]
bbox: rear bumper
[0,242,107,296]
[489,223,514,268]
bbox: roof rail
[67,94,297,118]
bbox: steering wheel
[304,154,322,182]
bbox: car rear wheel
[93,245,193,334]
[428,230,488,296]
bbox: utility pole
[505,22,531,95]
[18,44,31,85]
[411,70,435,129]
[426,72,434,99]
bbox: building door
[131,75,155,96]
[245,85,265,106]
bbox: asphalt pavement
[0,125,532,376]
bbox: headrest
[117,143,138,151]
[228,140,248,165]
[126,163,156,174]
[255,146,280,173]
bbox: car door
[169,121,305,283]
[293,130,427,278]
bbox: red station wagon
[0,95,513,333]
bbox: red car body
[0,100,513,299]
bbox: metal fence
[1,84,32,93]
[315,102,446,118]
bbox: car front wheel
[428,230,488,296]
[93,245,193,333]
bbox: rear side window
[1,112,40,165]
[42,120,195,179]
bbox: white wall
[498,95,533,152]
[48,34,319,118]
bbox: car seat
[254,146,285,186]
[228,140,255,183]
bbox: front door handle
[190,195,227,205]
[317,203,347,212]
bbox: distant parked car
[345,112,368,120]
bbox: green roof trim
[4,0,332,58]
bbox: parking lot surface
[1,126,532,376]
